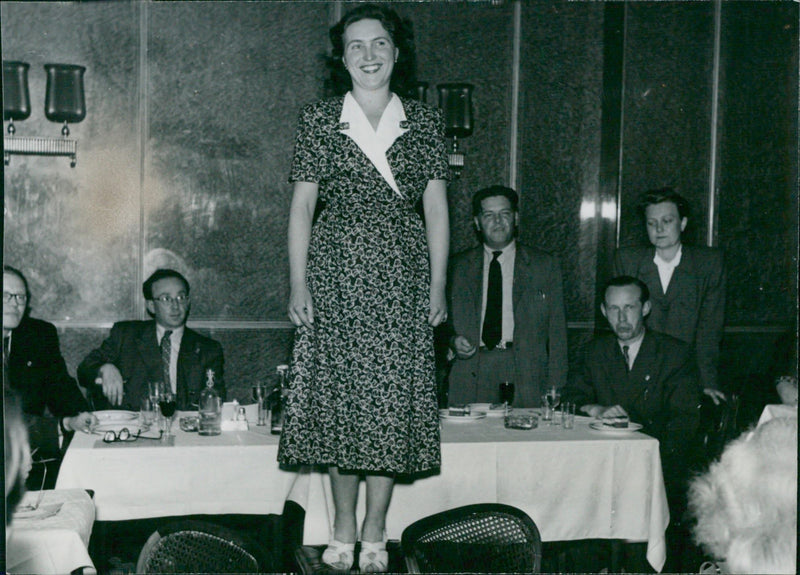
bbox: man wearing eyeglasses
[3,265,97,489]
[444,186,568,407]
[78,268,225,411]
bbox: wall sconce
[3,61,86,167]
[437,82,474,177]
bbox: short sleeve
[425,107,451,182]
[288,103,325,184]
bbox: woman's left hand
[428,287,447,327]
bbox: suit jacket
[615,245,725,391]
[447,244,568,407]
[562,330,700,489]
[77,320,225,411]
[6,316,89,486]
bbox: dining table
[757,403,798,427]
[5,488,96,575]
[56,405,670,572]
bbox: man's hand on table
[63,412,99,434]
[95,363,125,406]
[581,404,628,419]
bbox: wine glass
[545,386,561,424]
[159,389,177,438]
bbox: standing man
[3,265,96,489]
[615,188,726,403]
[78,268,225,411]
[562,275,701,573]
[446,185,567,407]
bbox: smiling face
[342,18,398,94]
[145,277,190,330]
[601,284,651,343]
[475,195,519,250]
[645,201,687,252]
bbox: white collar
[653,244,683,268]
[339,92,408,197]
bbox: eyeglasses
[151,294,190,305]
[17,448,59,512]
[3,292,28,305]
[99,427,163,443]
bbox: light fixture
[3,61,86,167]
[437,82,474,177]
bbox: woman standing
[279,4,449,572]
[615,188,727,404]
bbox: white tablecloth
[56,411,296,520]
[57,408,669,572]
[6,488,96,575]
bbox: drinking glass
[541,395,553,421]
[252,385,268,426]
[499,381,515,407]
[562,402,576,429]
[545,386,561,424]
[158,390,177,439]
[140,397,155,428]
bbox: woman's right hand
[288,285,314,329]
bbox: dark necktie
[161,330,173,392]
[622,345,631,371]
[482,251,503,350]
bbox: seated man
[3,266,97,490]
[78,268,225,411]
[562,275,701,572]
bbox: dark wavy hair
[638,187,691,220]
[142,268,190,301]
[603,275,651,305]
[326,3,417,98]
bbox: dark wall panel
[716,2,798,326]
[618,2,715,248]
[517,2,605,322]
[3,1,142,321]
[145,2,330,322]
[402,1,514,254]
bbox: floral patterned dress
[278,95,449,474]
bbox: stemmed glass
[158,388,177,439]
[545,386,561,424]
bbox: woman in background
[615,188,727,404]
[279,4,449,572]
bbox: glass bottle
[270,365,288,435]
[198,369,221,436]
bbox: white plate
[93,410,138,424]
[439,410,487,422]
[468,403,511,417]
[590,421,643,434]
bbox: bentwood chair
[135,519,274,573]
[401,503,542,573]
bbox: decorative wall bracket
[4,135,78,167]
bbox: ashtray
[179,416,199,432]
[504,413,538,430]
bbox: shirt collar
[653,244,683,268]
[484,240,516,260]
[618,328,646,351]
[156,323,185,342]
[339,92,407,142]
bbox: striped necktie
[161,330,173,392]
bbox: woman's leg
[329,466,359,543]
[362,474,394,542]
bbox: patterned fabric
[278,96,449,474]
[161,330,173,392]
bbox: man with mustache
[562,275,700,572]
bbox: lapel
[637,250,665,297]
[664,245,696,303]
[512,246,530,310]
[136,321,161,374]
[466,249,484,326]
[176,328,199,393]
